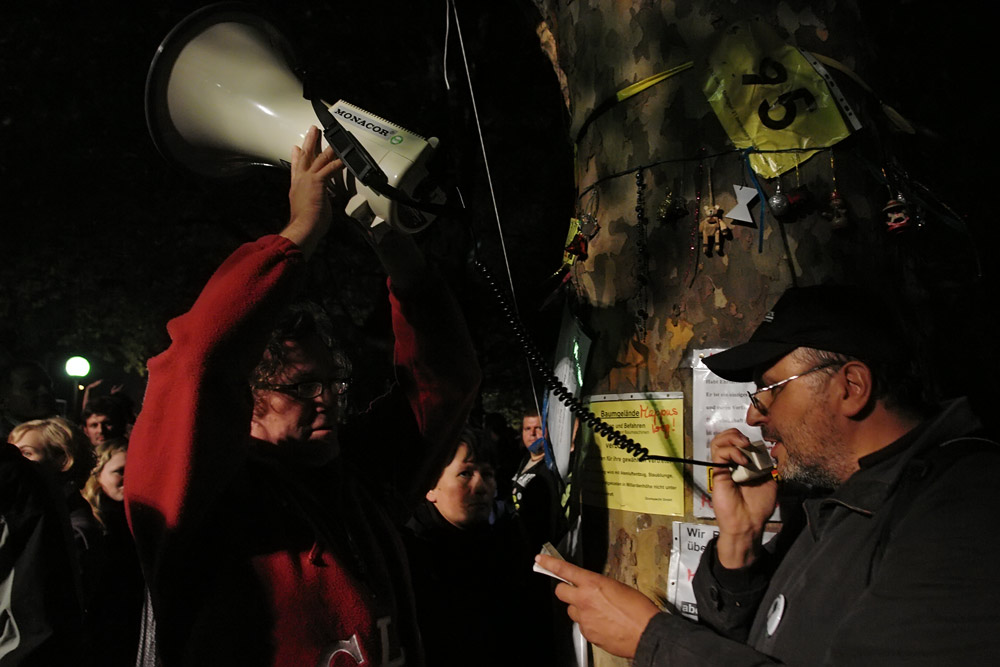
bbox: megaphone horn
[145,3,444,231]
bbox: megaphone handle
[310,98,387,188]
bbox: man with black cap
[537,284,1000,665]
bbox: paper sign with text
[668,521,775,620]
[581,393,685,517]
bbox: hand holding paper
[535,553,661,660]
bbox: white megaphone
[145,3,445,232]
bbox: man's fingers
[710,430,754,464]
[320,159,344,178]
[315,152,342,178]
[304,125,321,153]
[536,554,589,585]
[553,581,578,605]
[311,126,322,157]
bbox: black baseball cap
[703,284,905,382]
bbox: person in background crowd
[511,409,567,551]
[83,438,144,667]
[9,417,101,559]
[404,426,555,666]
[1,360,57,441]
[81,396,130,448]
[1,441,86,662]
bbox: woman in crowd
[404,426,555,666]
[83,437,144,666]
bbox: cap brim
[703,342,797,383]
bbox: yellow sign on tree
[704,21,858,179]
[581,393,685,517]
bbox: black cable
[475,259,725,468]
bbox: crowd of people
[1,354,560,666]
[2,378,143,665]
[5,124,999,666]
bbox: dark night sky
[1,1,994,416]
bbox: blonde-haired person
[9,417,103,598]
[10,416,95,490]
[83,438,144,666]
[83,437,128,526]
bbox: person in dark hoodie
[9,417,102,586]
[404,426,554,667]
[1,440,86,663]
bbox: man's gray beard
[781,458,842,490]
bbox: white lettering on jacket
[318,617,405,666]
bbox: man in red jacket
[126,127,480,666]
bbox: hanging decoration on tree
[768,180,791,217]
[657,191,689,224]
[821,153,850,230]
[768,164,811,220]
[784,163,812,216]
[700,203,729,256]
[698,169,731,257]
[883,196,912,233]
[562,213,600,263]
[725,184,759,224]
[633,169,651,340]
[824,192,849,230]
[562,187,602,274]
[880,167,914,234]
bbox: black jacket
[635,398,1000,665]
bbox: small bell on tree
[768,182,791,216]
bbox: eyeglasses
[747,362,842,415]
[255,378,351,399]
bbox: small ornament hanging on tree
[883,195,911,233]
[822,153,849,230]
[768,181,791,216]
[769,164,811,219]
[657,191,689,224]
[725,185,758,224]
[578,212,600,239]
[633,170,651,340]
[700,203,730,257]
[699,169,731,257]
[824,191,850,230]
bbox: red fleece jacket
[125,236,479,666]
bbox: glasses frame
[747,362,843,415]
[255,378,351,399]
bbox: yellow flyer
[704,21,857,178]
[580,392,685,516]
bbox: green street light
[65,356,91,378]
